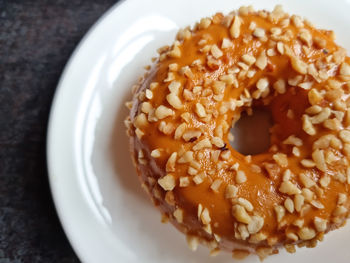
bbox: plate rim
[46,1,127,262]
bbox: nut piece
[255,51,268,70]
[166,93,183,109]
[253,28,266,38]
[273,79,286,94]
[186,235,199,251]
[247,215,264,234]
[314,217,327,232]
[166,152,177,172]
[238,197,254,212]
[193,138,212,150]
[284,197,294,213]
[312,149,326,172]
[279,181,301,195]
[299,173,316,188]
[274,205,285,222]
[291,56,308,74]
[210,179,223,193]
[158,174,176,191]
[195,103,207,118]
[200,207,211,225]
[225,184,238,199]
[173,208,184,223]
[232,204,252,224]
[298,227,316,240]
[211,44,223,59]
[273,153,288,167]
[155,105,174,119]
[179,176,190,187]
[230,16,242,38]
[211,137,225,148]
[294,194,305,212]
[236,170,247,184]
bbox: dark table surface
[0,1,119,262]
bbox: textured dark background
[0,1,118,262]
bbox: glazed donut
[125,5,350,260]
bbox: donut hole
[230,108,272,156]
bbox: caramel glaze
[126,6,350,258]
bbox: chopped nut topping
[199,17,212,29]
[292,147,300,157]
[174,123,187,140]
[302,115,316,135]
[247,215,264,234]
[338,193,347,205]
[274,205,285,222]
[273,153,288,167]
[284,197,294,213]
[158,174,176,191]
[193,138,212,150]
[236,170,247,184]
[182,130,201,142]
[255,50,268,70]
[173,208,184,223]
[134,113,148,128]
[151,149,161,158]
[200,207,211,225]
[238,198,254,212]
[225,184,238,199]
[135,128,145,139]
[179,176,190,187]
[314,217,327,232]
[221,38,233,49]
[232,204,252,224]
[256,77,269,92]
[312,149,326,172]
[253,28,266,38]
[291,15,304,28]
[298,227,316,240]
[286,233,298,243]
[212,80,226,94]
[291,56,308,74]
[333,205,347,216]
[277,41,284,54]
[294,194,305,212]
[166,152,177,172]
[273,79,286,94]
[340,62,350,75]
[283,135,303,146]
[310,200,325,209]
[187,167,198,176]
[242,54,256,66]
[195,103,207,118]
[210,179,223,193]
[145,89,153,99]
[166,93,183,109]
[193,172,206,185]
[186,235,199,251]
[230,16,242,38]
[299,172,316,188]
[211,137,225,148]
[155,105,174,119]
[168,81,181,94]
[168,44,181,58]
[211,44,223,59]
[339,129,350,143]
[279,181,301,195]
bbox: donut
[125,5,350,260]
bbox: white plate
[47,0,350,262]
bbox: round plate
[47,0,350,262]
